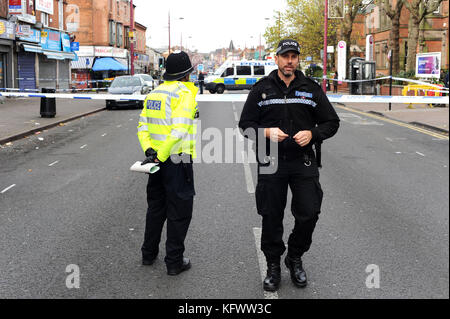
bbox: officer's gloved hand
[141,148,159,165]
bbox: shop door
[18,52,36,91]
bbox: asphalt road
[0,99,448,299]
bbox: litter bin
[40,88,56,118]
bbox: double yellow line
[334,104,449,140]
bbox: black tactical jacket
[239,69,340,162]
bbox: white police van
[204,59,277,94]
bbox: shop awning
[92,57,128,71]
[23,44,43,53]
[71,57,95,69]
[43,51,77,61]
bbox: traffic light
[159,57,165,69]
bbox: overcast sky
[133,0,287,53]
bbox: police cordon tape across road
[0,91,448,104]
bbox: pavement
[0,96,106,145]
[0,93,448,145]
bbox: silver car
[135,74,158,90]
[106,75,152,110]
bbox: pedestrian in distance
[239,39,340,292]
[137,50,199,276]
[444,71,449,89]
[333,71,338,93]
[198,72,205,95]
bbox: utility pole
[323,0,328,93]
[259,33,261,59]
[168,12,171,54]
[130,0,135,75]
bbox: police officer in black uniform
[239,39,340,292]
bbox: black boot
[263,263,281,292]
[167,257,191,276]
[285,255,307,288]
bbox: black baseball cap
[276,39,301,55]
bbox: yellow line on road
[334,104,449,140]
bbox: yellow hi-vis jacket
[137,81,199,162]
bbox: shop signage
[8,0,22,14]
[18,28,41,43]
[0,19,16,40]
[41,29,61,51]
[16,25,32,37]
[36,0,53,15]
[61,33,71,52]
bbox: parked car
[135,74,158,90]
[106,75,151,110]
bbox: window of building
[433,0,441,14]
[41,12,49,27]
[375,43,381,67]
[221,67,234,77]
[117,23,123,47]
[236,66,251,76]
[253,66,265,75]
[109,20,116,45]
[125,26,130,48]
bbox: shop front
[39,29,76,90]
[0,19,16,89]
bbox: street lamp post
[168,11,171,54]
[179,17,184,50]
[323,0,328,93]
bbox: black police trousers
[255,160,323,263]
[141,156,195,268]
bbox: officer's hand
[141,148,160,165]
[293,130,312,147]
[265,128,289,143]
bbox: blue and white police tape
[0,92,448,104]
[314,76,449,93]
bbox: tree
[264,0,339,63]
[404,0,444,72]
[379,0,404,75]
[263,11,288,52]
[336,0,372,68]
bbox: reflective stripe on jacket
[137,81,199,162]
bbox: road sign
[71,42,79,51]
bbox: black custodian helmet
[163,51,193,81]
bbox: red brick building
[363,0,449,75]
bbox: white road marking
[416,151,425,157]
[234,111,239,122]
[117,125,122,128]
[253,227,279,299]
[241,151,255,194]
[1,184,16,194]
[48,161,59,167]
[385,137,393,142]
[395,152,402,154]
[101,133,107,137]
[236,125,244,142]
[80,144,87,149]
